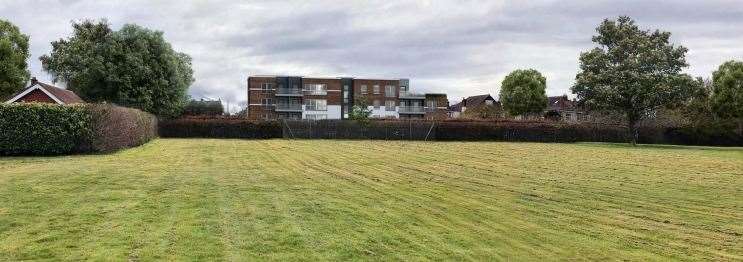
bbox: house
[246,75,447,120]
[5,77,84,105]
[547,95,581,122]
[448,94,498,118]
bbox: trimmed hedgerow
[84,104,158,152]
[0,103,157,155]
[158,118,281,139]
[0,103,91,155]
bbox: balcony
[276,88,303,96]
[399,92,425,99]
[275,103,303,112]
[398,106,426,114]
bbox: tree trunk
[628,113,638,146]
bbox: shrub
[159,118,281,139]
[0,103,91,155]
[84,104,158,152]
[0,103,157,155]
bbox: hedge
[158,118,281,139]
[0,103,157,155]
[0,103,91,155]
[84,104,158,152]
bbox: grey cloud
[2,0,742,112]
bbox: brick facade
[246,75,445,120]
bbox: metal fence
[282,120,437,140]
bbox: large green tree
[572,16,697,144]
[41,20,193,117]
[710,60,743,133]
[0,19,30,99]
[499,69,548,118]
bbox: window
[261,83,273,93]
[343,85,350,103]
[426,100,437,108]
[261,113,270,120]
[303,84,327,95]
[305,114,327,120]
[385,85,395,97]
[373,99,381,109]
[485,100,494,105]
[385,100,396,111]
[360,85,368,94]
[304,99,327,111]
[261,98,273,106]
[373,85,380,94]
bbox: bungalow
[5,77,84,105]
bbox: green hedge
[0,103,157,155]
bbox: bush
[0,103,91,155]
[182,99,224,116]
[0,103,157,155]
[159,118,281,138]
[84,104,158,152]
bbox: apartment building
[247,75,447,120]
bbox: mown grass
[0,139,741,261]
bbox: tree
[0,19,30,99]
[40,20,194,117]
[710,60,743,134]
[183,99,224,116]
[499,69,548,118]
[572,16,697,145]
[349,97,372,124]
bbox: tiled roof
[5,78,84,104]
[449,94,495,112]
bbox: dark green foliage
[711,61,743,122]
[544,110,562,121]
[159,118,281,138]
[500,69,548,117]
[40,20,194,117]
[572,16,697,144]
[0,103,91,155]
[0,19,30,99]
[0,103,157,155]
[182,99,224,116]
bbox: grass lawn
[0,139,741,260]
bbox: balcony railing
[398,106,426,114]
[276,88,303,96]
[399,92,425,99]
[275,104,303,111]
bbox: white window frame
[385,85,395,97]
[303,84,327,95]
[373,85,380,94]
[360,85,368,94]
[304,99,327,111]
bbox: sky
[2,0,742,113]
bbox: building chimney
[30,77,38,85]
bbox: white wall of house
[369,106,399,118]
[303,105,342,120]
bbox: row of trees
[495,16,742,145]
[0,19,194,118]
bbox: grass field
[0,139,741,260]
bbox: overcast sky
[2,0,742,112]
